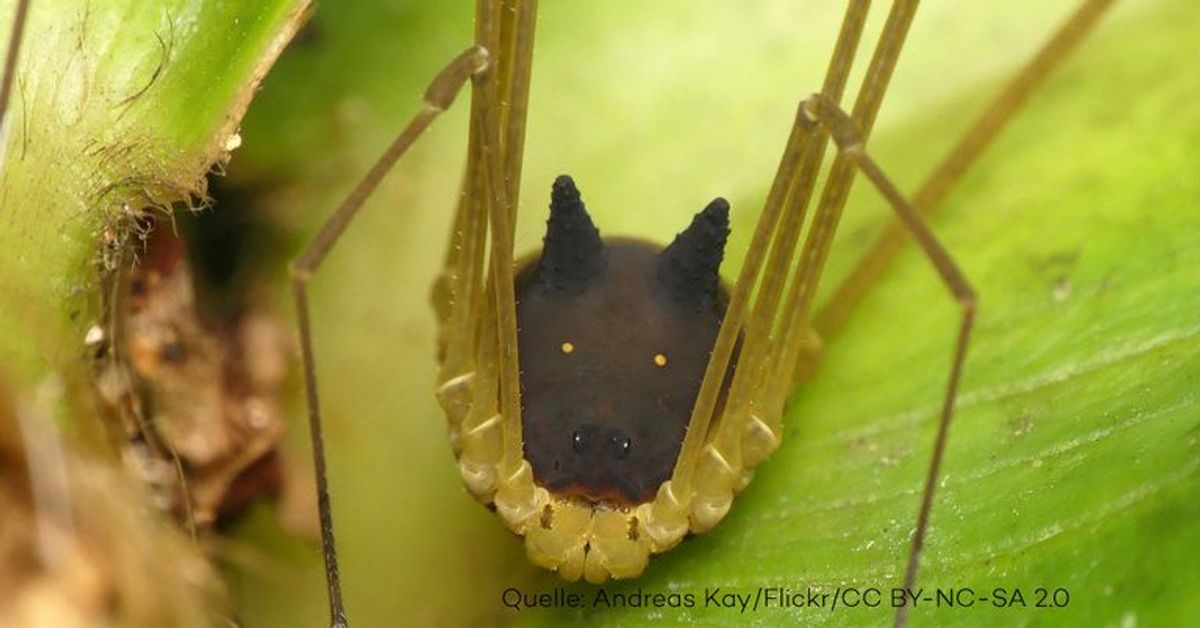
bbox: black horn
[536,175,607,293]
[657,197,730,307]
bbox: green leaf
[220,1,1198,626]
[0,0,310,391]
[0,0,310,625]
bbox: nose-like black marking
[516,175,730,505]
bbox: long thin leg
[0,0,31,144]
[433,1,502,404]
[673,3,923,530]
[814,0,1115,341]
[668,0,877,499]
[753,0,923,452]
[289,46,488,628]
[803,93,976,628]
[784,0,921,329]
[478,0,539,482]
[722,0,930,462]
[495,0,537,218]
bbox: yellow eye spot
[561,341,575,354]
[653,353,668,367]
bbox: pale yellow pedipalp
[524,497,652,584]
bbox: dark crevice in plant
[90,169,299,535]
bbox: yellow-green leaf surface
[0,0,308,391]
[224,1,1198,626]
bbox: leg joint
[802,93,865,153]
[424,45,491,112]
[290,259,313,284]
[959,289,978,315]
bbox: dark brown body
[516,176,729,505]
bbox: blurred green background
[224,1,1199,626]
[3,0,1197,626]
